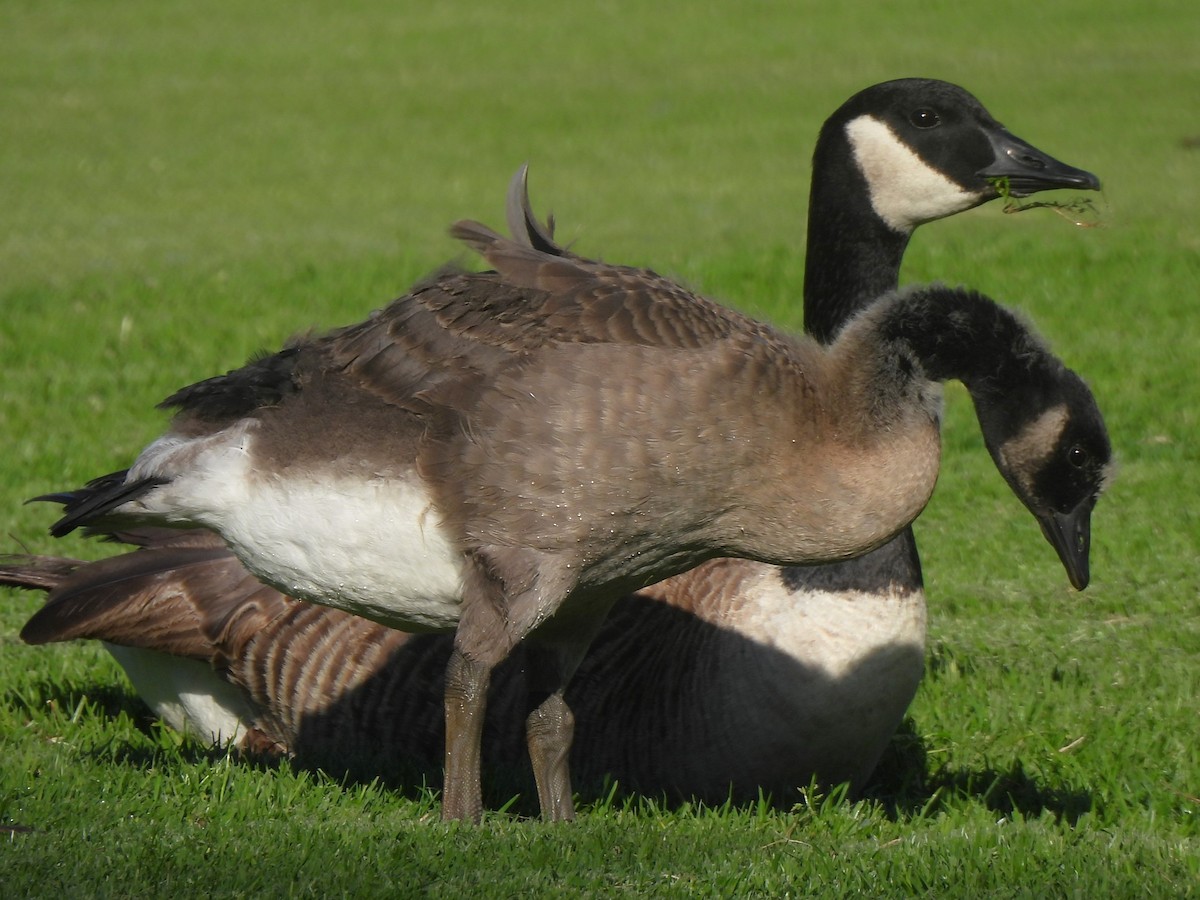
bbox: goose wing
[9,538,254,658]
[321,243,773,416]
[162,167,785,427]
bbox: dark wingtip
[0,554,81,597]
[505,164,561,255]
[26,491,79,507]
[26,491,92,538]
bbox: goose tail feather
[29,471,166,538]
[505,163,563,255]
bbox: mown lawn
[2,1,1198,896]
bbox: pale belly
[733,574,927,689]
[129,428,466,632]
[106,645,253,746]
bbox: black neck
[797,116,923,594]
[877,287,1052,399]
[803,130,912,345]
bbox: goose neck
[870,286,1047,398]
[803,191,911,346]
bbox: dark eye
[1068,445,1089,468]
[910,108,940,129]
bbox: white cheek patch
[845,115,983,232]
[1099,459,1119,494]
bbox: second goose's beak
[1037,499,1094,591]
[979,128,1102,197]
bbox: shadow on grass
[8,589,1093,824]
[13,676,251,768]
[14,674,1092,824]
[8,674,528,812]
[862,719,1094,825]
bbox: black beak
[1037,499,1094,591]
[979,128,1102,197]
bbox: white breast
[732,576,927,684]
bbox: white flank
[126,425,466,632]
[106,645,252,746]
[845,115,981,232]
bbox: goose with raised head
[7,79,1104,808]
[32,181,1111,822]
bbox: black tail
[29,470,166,538]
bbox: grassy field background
[3,0,1198,895]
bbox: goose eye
[910,108,940,129]
[1068,445,1089,468]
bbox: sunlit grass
[3,0,1198,895]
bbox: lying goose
[34,190,1111,821]
[8,79,1103,806]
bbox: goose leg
[523,607,615,822]
[527,692,575,821]
[442,646,491,823]
[442,548,545,823]
[525,645,577,822]
[444,549,607,822]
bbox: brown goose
[32,180,1111,821]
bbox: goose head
[816,77,1101,234]
[965,358,1112,591]
[857,285,1112,592]
[804,78,1100,344]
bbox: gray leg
[523,602,616,822]
[525,646,578,822]
[443,548,609,823]
[527,694,575,821]
[441,647,491,823]
[441,553,521,824]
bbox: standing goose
[6,80,1104,807]
[34,190,1111,822]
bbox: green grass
[3,0,1199,895]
